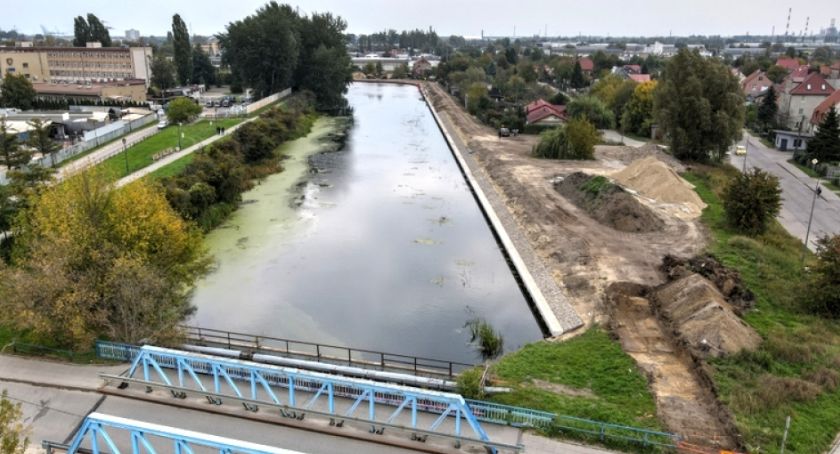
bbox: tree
[293,13,352,109]
[172,14,192,85]
[0,390,28,454]
[166,97,202,124]
[86,14,111,47]
[766,65,788,84]
[0,120,31,170]
[375,61,384,77]
[73,16,90,47]
[564,118,600,159]
[505,75,526,102]
[27,119,60,167]
[807,107,840,163]
[590,74,625,107]
[0,73,36,110]
[654,49,745,162]
[191,44,216,86]
[219,2,300,97]
[621,81,657,136]
[722,168,782,236]
[570,60,586,89]
[757,85,778,131]
[3,170,209,349]
[567,96,615,129]
[363,62,376,75]
[392,63,408,79]
[150,57,176,91]
[806,235,840,318]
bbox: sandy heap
[612,156,706,219]
[654,273,762,359]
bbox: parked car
[499,127,511,137]
[220,99,231,108]
[734,145,746,156]
[157,119,169,129]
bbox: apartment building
[0,44,153,87]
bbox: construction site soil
[553,172,665,233]
[424,82,752,450]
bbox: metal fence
[42,114,158,167]
[180,325,474,379]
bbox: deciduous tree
[0,390,28,454]
[567,96,614,129]
[0,73,36,110]
[166,97,202,124]
[757,85,778,131]
[722,168,782,236]
[27,119,60,167]
[0,120,31,170]
[654,49,745,162]
[621,81,657,136]
[191,44,216,86]
[150,57,176,91]
[86,14,111,47]
[3,170,209,349]
[72,16,90,47]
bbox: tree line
[218,2,353,110]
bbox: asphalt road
[731,131,840,251]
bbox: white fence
[41,114,158,167]
[245,88,291,115]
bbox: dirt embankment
[553,172,664,233]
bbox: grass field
[684,166,840,454]
[59,121,158,167]
[483,328,663,451]
[98,119,242,179]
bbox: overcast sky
[3,0,838,38]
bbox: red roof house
[578,57,594,74]
[525,99,568,126]
[628,74,651,83]
[811,90,840,126]
[741,70,773,97]
[789,72,835,96]
[776,57,801,71]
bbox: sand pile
[653,273,761,359]
[612,156,706,218]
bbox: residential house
[810,90,840,128]
[578,57,594,76]
[775,57,801,71]
[628,74,651,83]
[610,64,649,82]
[773,129,811,151]
[525,99,567,127]
[741,70,773,101]
[411,57,432,77]
[777,71,835,132]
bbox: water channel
[191,83,542,363]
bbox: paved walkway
[58,125,160,180]
[732,131,840,251]
[115,117,257,187]
[600,130,646,147]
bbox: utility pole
[122,137,128,175]
[802,159,821,264]
[780,415,791,454]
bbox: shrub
[806,235,840,318]
[722,168,781,236]
[456,367,485,399]
[465,318,504,360]
[166,97,202,124]
[532,119,599,160]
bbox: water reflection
[191,83,542,363]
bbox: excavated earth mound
[653,273,761,359]
[553,172,665,233]
[662,254,755,314]
[612,156,706,218]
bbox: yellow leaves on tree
[4,170,209,350]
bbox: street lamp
[178,122,182,150]
[802,158,822,264]
[742,139,749,173]
[122,138,129,175]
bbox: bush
[532,118,599,160]
[465,318,504,360]
[806,235,840,318]
[456,367,485,399]
[722,168,781,236]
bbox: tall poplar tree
[172,14,192,85]
[73,16,90,46]
[86,14,111,47]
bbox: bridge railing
[179,325,474,379]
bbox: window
[22,62,28,69]
[794,139,802,148]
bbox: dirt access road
[424,83,739,449]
